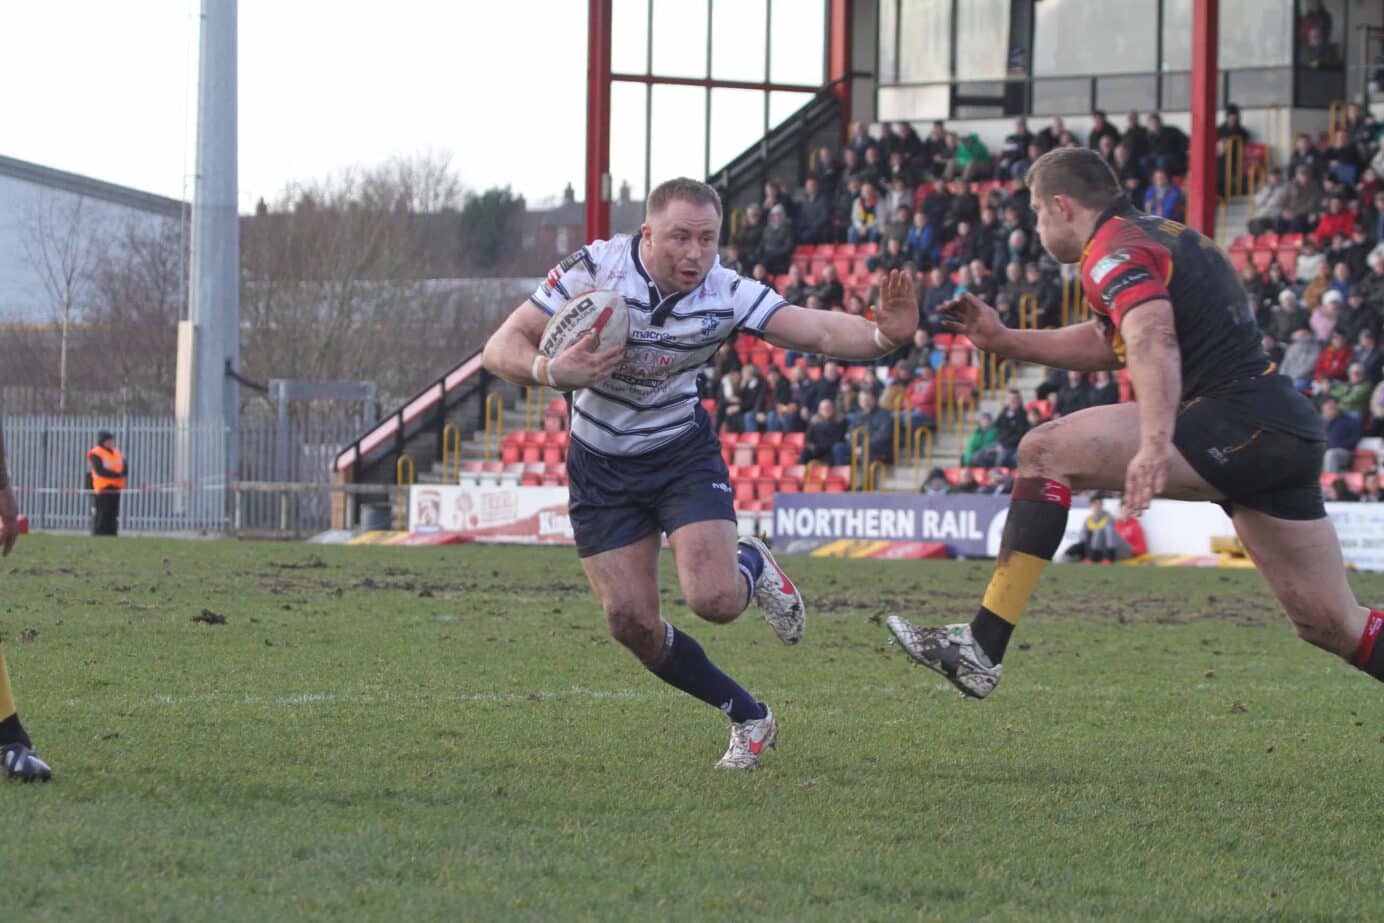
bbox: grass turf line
[0,535,1381,920]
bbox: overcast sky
[0,1,824,211]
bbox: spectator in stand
[732,204,764,260]
[1281,328,1322,391]
[1321,396,1361,472]
[1295,234,1327,283]
[861,146,885,189]
[1000,117,1035,175]
[795,176,832,244]
[1326,477,1358,502]
[1340,226,1373,280]
[1096,134,1118,170]
[720,243,745,276]
[907,365,941,430]
[1023,262,1062,328]
[1288,134,1326,180]
[811,263,844,308]
[756,204,795,274]
[884,150,915,190]
[735,363,766,432]
[762,180,794,223]
[977,468,1014,496]
[1088,110,1120,150]
[844,293,869,318]
[884,175,912,218]
[949,133,992,181]
[1247,167,1287,235]
[1216,104,1250,190]
[1311,288,1343,342]
[1111,144,1146,205]
[749,263,771,286]
[1326,128,1363,185]
[1371,381,1384,437]
[881,205,912,248]
[1009,141,1041,182]
[1121,109,1151,163]
[1361,471,1383,503]
[780,264,809,306]
[967,259,998,303]
[800,399,850,466]
[1300,25,1341,70]
[919,120,949,178]
[805,360,843,411]
[1054,370,1091,417]
[1217,103,1250,147]
[904,328,942,373]
[951,469,981,494]
[846,120,875,158]
[717,368,743,433]
[1145,113,1189,175]
[1259,261,1290,320]
[1329,260,1355,302]
[847,389,896,464]
[932,132,960,180]
[921,467,951,495]
[940,221,971,269]
[1238,260,1266,313]
[874,236,909,274]
[1313,194,1356,246]
[1078,496,1120,563]
[1089,370,1120,406]
[970,206,1003,268]
[745,365,782,432]
[1315,328,1354,381]
[1262,331,1286,365]
[962,412,997,467]
[1331,363,1373,417]
[921,267,954,332]
[944,177,980,231]
[883,121,925,166]
[1354,328,1383,382]
[1320,171,1355,207]
[1000,260,1027,305]
[812,146,841,199]
[832,176,862,244]
[1278,166,1325,235]
[1346,102,1378,154]
[1143,168,1185,220]
[1035,117,1065,153]
[766,365,804,433]
[906,209,940,269]
[977,390,1028,468]
[1359,251,1384,312]
[1301,0,1333,42]
[849,182,881,244]
[1358,173,1383,219]
[921,176,953,228]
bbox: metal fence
[2,415,362,534]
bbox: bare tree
[21,193,106,412]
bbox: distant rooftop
[0,154,186,219]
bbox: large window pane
[1096,75,1158,114]
[769,91,814,128]
[649,84,708,182]
[898,0,951,83]
[878,0,898,84]
[956,0,1010,81]
[651,0,708,78]
[709,88,765,170]
[610,82,649,197]
[711,0,766,83]
[1034,0,1156,77]
[1222,0,1292,69]
[1227,68,1292,107]
[1163,0,1192,72]
[612,0,651,74]
[877,84,949,121]
[1031,77,1093,115]
[770,0,825,85]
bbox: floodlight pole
[585,0,613,241]
[1187,0,1218,237]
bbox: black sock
[648,624,767,723]
[0,713,30,748]
[1354,611,1384,681]
[970,607,1014,665]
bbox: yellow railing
[395,453,415,486]
[867,460,887,492]
[1060,276,1088,327]
[441,423,462,483]
[1245,163,1266,219]
[1018,292,1040,330]
[985,354,1016,399]
[483,392,504,462]
[804,459,826,491]
[848,428,869,490]
[1329,100,1347,137]
[910,425,934,490]
[523,385,551,431]
[1223,134,1245,198]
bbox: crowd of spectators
[707,103,1384,500]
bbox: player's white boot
[715,706,777,770]
[739,536,805,645]
[886,617,1002,699]
[2,743,53,783]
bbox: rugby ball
[539,290,630,358]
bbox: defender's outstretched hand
[875,270,919,347]
[939,292,1009,354]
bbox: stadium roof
[0,153,186,219]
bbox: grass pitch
[2,535,1382,920]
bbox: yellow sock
[0,643,16,722]
[981,551,1052,625]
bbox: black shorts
[566,412,737,557]
[1173,377,1326,521]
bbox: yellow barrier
[1223,134,1245,198]
[483,392,504,462]
[910,425,933,490]
[395,453,415,486]
[1018,292,1039,330]
[867,460,887,492]
[804,459,825,491]
[1245,163,1265,219]
[442,423,462,483]
[985,354,1016,399]
[848,428,869,490]
[1060,276,1088,327]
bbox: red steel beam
[1187,0,1218,236]
[828,0,852,136]
[585,0,612,242]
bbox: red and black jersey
[1078,201,1321,438]
[1079,200,1269,397]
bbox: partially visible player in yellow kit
[0,423,52,782]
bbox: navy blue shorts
[566,416,736,558]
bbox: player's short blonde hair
[1026,148,1121,210]
[647,177,722,220]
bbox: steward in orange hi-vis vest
[87,431,125,536]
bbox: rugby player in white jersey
[485,177,916,769]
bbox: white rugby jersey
[529,233,788,456]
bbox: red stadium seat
[1253,233,1279,250]
[777,478,801,493]
[739,432,762,446]
[755,477,778,500]
[833,258,853,279]
[521,472,542,486]
[858,241,880,256]
[1228,235,1254,252]
[1227,250,1250,273]
[542,446,563,466]
[1250,249,1275,273]
[824,476,849,492]
[756,444,778,467]
[815,243,837,258]
[501,445,521,464]
[778,446,800,466]
[761,431,783,446]
[944,467,964,485]
[734,480,756,504]
[1278,233,1303,249]
[1276,249,1298,276]
[835,243,857,258]
[462,461,485,474]
[784,432,806,448]
[732,445,755,467]
[1351,450,1378,473]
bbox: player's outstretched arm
[1118,300,1182,515]
[760,270,919,360]
[941,292,1123,372]
[483,302,623,390]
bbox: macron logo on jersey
[1090,249,1130,284]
